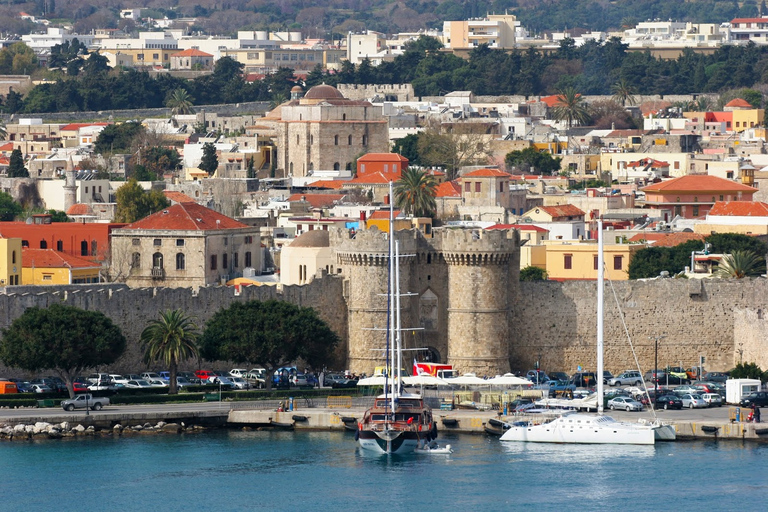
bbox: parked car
[15,381,34,393]
[548,371,569,382]
[740,391,768,408]
[681,393,708,409]
[701,392,723,407]
[655,394,683,410]
[548,380,576,397]
[291,373,309,387]
[703,372,729,383]
[674,385,700,396]
[61,394,110,411]
[569,372,597,388]
[124,380,153,389]
[87,381,116,391]
[147,379,168,388]
[608,371,643,387]
[158,372,171,381]
[195,370,216,382]
[325,373,357,388]
[212,376,234,389]
[30,378,65,393]
[667,366,691,384]
[175,377,192,388]
[86,373,111,385]
[525,370,549,384]
[141,372,162,382]
[644,370,666,383]
[177,372,201,385]
[603,371,615,384]
[31,384,53,393]
[229,369,248,378]
[230,377,250,390]
[122,374,142,382]
[607,396,643,411]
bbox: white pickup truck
[61,394,110,411]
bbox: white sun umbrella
[486,373,532,387]
[445,373,487,386]
[356,375,397,387]
[403,374,450,387]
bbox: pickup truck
[61,394,110,411]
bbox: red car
[73,382,89,393]
[195,370,216,382]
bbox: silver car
[608,371,643,387]
[681,393,708,409]
[701,393,723,407]
[607,396,643,411]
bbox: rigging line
[604,267,659,421]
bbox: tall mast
[597,218,604,414]
[389,181,396,413]
[395,240,402,388]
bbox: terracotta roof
[537,95,561,108]
[538,204,585,218]
[628,232,705,247]
[66,203,93,216]
[368,210,401,220]
[312,180,346,190]
[462,168,512,178]
[628,158,669,168]
[346,172,400,185]
[22,248,100,269]
[642,175,757,194]
[0,142,14,152]
[163,191,197,204]
[60,122,108,131]
[486,223,549,232]
[122,203,248,231]
[731,18,768,23]
[304,84,345,100]
[357,153,409,163]
[435,181,462,198]
[171,48,213,57]
[287,193,345,209]
[725,98,752,108]
[708,201,768,217]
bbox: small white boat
[500,410,655,445]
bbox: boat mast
[395,240,402,391]
[388,181,397,414]
[597,217,604,414]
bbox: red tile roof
[60,122,108,131]
[462,168,512,178]
[0,142,14,152]
[122,203,248,231]
[435,180,462,198]
[538,204,585,218]
[346,172,400,184]
[66,203,93,216]
[708,201,768,216]
[486,223,549,232]
[725,98,752,108]
[357,153,409,163]
[368,210,401,220]
[22,248,100,269]
[312,180,346,190]
[172,48,213,57]
[288,193,345,209]
[642,175,757,194]
[628,232,705,247]
[163,191,196,204]
[628,158,669,168]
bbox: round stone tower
[63,168,77,213]
[441,228,517,376]
[333,226,418,375]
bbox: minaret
[63,168,77,212]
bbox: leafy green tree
[246,155,255,179]
[199,300,340,391]
[0,304,126,398]
[0,42,38,75]
[0,191,22,221]
[94,122,145,154]
[3,89,23,114]
[505,147,562,175]
[394,167,438,218]
[166,88,195,115]
[391,134,420,166]
[714,250,764,278]
[115,179,170,223]
[551,86,591,128]
[730,362,766,380]
[141,146,181,177]
[627,240,703,279]
[199,142,218,177]
[47,209,70,222]
[140,309,200,395]
[611,78,637,106]
[569,179,609,190]
[520,266,548,281]
[7,148,29,177]
[706,232,768,257]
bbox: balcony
[151,267,165,280]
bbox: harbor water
[4,430,768,510]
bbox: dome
[291,85,303,93]
[66,203,93,216]
[304,84,345,100]
[289,230,330,248]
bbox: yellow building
[0,237,22,286]
[443,14,517,50]
[22,248,101,285]
[364,211,432,237]
[543,241,642,281]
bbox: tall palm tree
[140,309,200,394]
[611,78,637,106]
[551,87,591,128]
[714,250,765,278]
[167,88,195,115]
[394,167,438,218]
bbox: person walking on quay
[755,406,761,423]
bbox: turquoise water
[3,431,768,511]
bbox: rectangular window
[153,53,159,60]
[233,253,239,268]
[614,255,623,270]
[465,182,471,192]
[154,239,162,246]
[223,253,228,269]
[43,274,53,281]
[593,255,598,270]
[210,255,217,270]
[564,254,572,270]
[245,252,252,267]
[693,206,699,217]
[176,239,184,246]
[475,182,481,193]
[674,161,680,169]
[132,238,140,246]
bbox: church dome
[304,84,345,100]
[66,203,93,216]
[289,230,330,248]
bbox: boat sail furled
[356,182,436,454]
[500,219,662,446]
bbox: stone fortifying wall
[511,279,768,375]
[0,276,347,379]
[733,308,768,370]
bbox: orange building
[356,153,408,178]
[642,175,757,220]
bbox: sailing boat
[500,219,663,445]
[356,183,437,454]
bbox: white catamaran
[501,219,673,445]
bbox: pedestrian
[756,406,761,423]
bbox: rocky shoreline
[0,420,210,441]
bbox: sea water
[3,431,768,511]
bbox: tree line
[6,35,768,114]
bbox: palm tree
[394,167,438,218]
[611,79,638,106]
[140,309,200,394]
[551,87,591,128]
[714,250,765,278]
[0,122,6,140]
[166,88,195,115]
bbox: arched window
[342,113,347,121]
[153,252,163,269]
[296,134,300,144]
[345,162,352,170]
[309,162,314,171]
[131,252,141,269]
[694,196,698,203]
[676,197,680,202]
[333,162,340,170]
[81,240,88,256]
[348,135,352,145]
[712,196,716,202]
[40,240,47,249]
[289,162,294,175]
[334,135,339,145]
[176,253,185,270]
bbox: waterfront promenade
[0,400,765,441]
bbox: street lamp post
[649,335,666,397]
